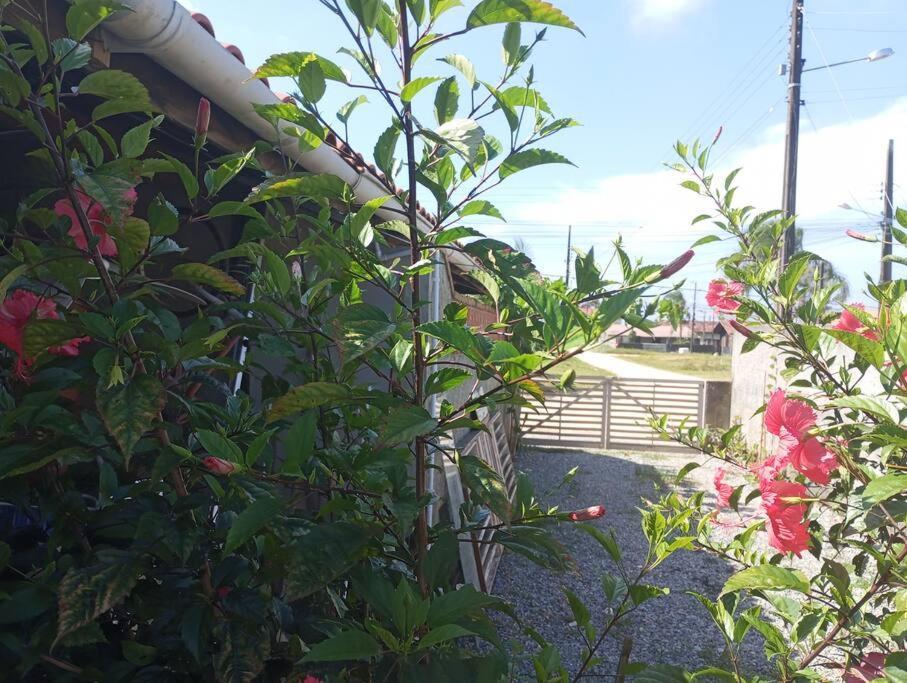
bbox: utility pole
[689,282,698,352]
[564,224,572,287]
[781,0,804,265]
[881,139,894,283]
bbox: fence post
[698,381,706,428]
[602,378,611,450]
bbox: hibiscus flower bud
[657,250,694,280]
[302,676,323,683]
[567,505,605,521]
[729,320,754,338]
[202,456,236,475]
[195,97,211,143]
[845,229,878,243]
[712,125,723,146]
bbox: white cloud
[631,0,708,27]
[509,98,907,291]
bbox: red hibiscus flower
[844,652,886,683]
[713,468,734,508]
[54,187,138,257]
[567,505,605,521]
[760,478,810,556]
[830,303,879,341]
[705,279,744,313]
[763,389,837,484]
[301,676,323,683]
[0,290,90,379]
[202,456,237,475]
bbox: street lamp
[779,1,895,265]
[802,46,894,72]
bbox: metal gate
[520,376,704,451]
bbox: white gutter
[99,0,477,275]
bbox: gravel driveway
[491,447,772,679]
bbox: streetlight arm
[802,56,868,72]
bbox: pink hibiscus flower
[54,187,137,257]
[763,389,838,484]
[844,652,887,683]
[567,505,605,521]
[713,468,734,508]
[0,290,90,379]
[705,279,744,313]
[831,303,879,341]
[202,456,237,475]
[760,478,810,556]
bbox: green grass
[603,348,731,380]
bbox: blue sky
[182,0,907,311]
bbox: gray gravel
[491,447,774,679]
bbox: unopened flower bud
[712,125,723,146]
[845,229,877,243]
[567,505,605,521]
[657,250,694,280]
[729,319,754,338]
[195,97,211,142]
[202,456,236,475]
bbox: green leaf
[52,38,92,74]
[147,196,179,235]
[66,0,127,41]
[0,265,30,303]
[416,624,475,650]
[77,69,152,120]
[499,148,574,179]
[350,195,392,244]
[267,382,352,423]
[337,94,368,123]
[112,217,150,272]
[427,584,501,627]
[120,116,161,158]
[432,118,485,165]
[21,319,82,358]
[302,629,381,662]
[19,19,48,64]
[172,263,246,297]
[196,429,243,463]
[563,588,590,627]
[466,269,500,305]
[374,123,400,177]
[431,0,463,20]
[466,0,583,34]
[345,0,381,34]
[720,565,809,596]
[247,174,347,203]
[434,77,460,125]
[55,550,141,646]
[122,641,157,666]
[502,22,520,66]
[96,375,166,460]
[439,54,476,88]
[151,153,199,200]
[401,76,443,102]
[379,406,438,445]
[459,200,504,220]
[425,368,471,396]
[224,497,284,553]
[205,149,255,197]
[499,86,551,113]
[253,51,347,81]
[691,234,721,247]
[824,328,884,368]
[460,454,511,521]
[419,320,486,363]
[829,395,899,424]
[778,252,812,301]
[862,473,907,506]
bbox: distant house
[604,320,735,354]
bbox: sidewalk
[580,351,705,381]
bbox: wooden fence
[520,376,704,451]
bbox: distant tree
[658,289,688,329]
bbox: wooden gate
[520,376,704,451]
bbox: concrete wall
[729,332,781,450]
[703,381,731,428]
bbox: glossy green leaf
[466,0,583,34]
[499,148,574,179]
[379,406,438,445]
[224,497,283,553]
[267,382,353,423]
[439,54,476,88]
[96,375,165,460]
[401,77,443,102]
[77,69,152,120]
[721,565,809,596]
[66,0,127,41]
[301,629,381,662]
[172,263,246,297]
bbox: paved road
[581,350,704,381]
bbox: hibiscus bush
[653,139,907,680]
[0,1,700,680]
